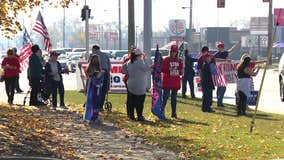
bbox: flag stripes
[33,11,51,51]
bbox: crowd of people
[0,41,260,125]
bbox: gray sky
[34,0,284,31]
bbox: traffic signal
[217,0,225,8]
[81,5,91,21]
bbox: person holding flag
[161,45,183,119]
[214,41,240,107]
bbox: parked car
[111,50,128,60]
[51,49,67,56]
[68,48,86,59]
[279,52,284,101]
[67,54,82,72]
[57,54,68,70]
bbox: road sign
[168,19,186,37]
[274,8,284,26]
[217,0,225,8]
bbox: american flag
[211,64,227,87]
[19,27,33,71]
[33,11,52,51]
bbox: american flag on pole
[19,27,33,71]
[33,11,52,51]
[211,64,227,87]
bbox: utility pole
[118,0,122,50]
[63,7,66,48]
[128,0,135,50]
[268,0,273,64]
[144,0,152,89]
[189,0,193,51]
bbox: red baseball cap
[170,45,178,52]
[50,51,59,57]
[203,52,211,58]
[217,42,224,48]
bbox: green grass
[65,91,284,160]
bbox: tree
[0,0,73,38]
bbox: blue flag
[151,45,166,120]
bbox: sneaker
[89,118,102,125]
[137,116,145,121]
[51,106,57,110]
[182,95,187,99]
[171,113,177,118]
[16,89,23,93]
[60,105,68,109]
[217,104,225,107]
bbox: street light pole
[118,0,122,50]
[189,0,192,51]
[182,0,193,51]
[63,7,66,48]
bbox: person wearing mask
[214,41,240,107]
[182,49,197,99]
[91,44,111,111]
[12,47,23,93]
[122,48,151,121]
[236,56,259,116]
[45,51,68,110]
[200,51,215,113]
[84,54,105,124]
[28,44,45,106]
[161,45,183,119]
[1,48,20,104]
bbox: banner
[76,60,126,93]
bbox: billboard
[250,17,268,35]
[274,8,284,26]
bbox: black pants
[29,78,41,105]
[127,91,145,119]
[50,80,65,107]
[4,77,17,103]
[99,72,110,109]
[237,91,247,115]
[202,86,213,112]
[182,74,195,98]
[14,76,22,92]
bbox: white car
[279,52,284,101]
[67,54,82,72]
[57,55,69,70]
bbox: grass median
[65,91,284,160]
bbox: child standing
[84,54,105,124]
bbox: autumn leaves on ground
[1,91,284,159]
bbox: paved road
[0,69,283,114]
[193,69,284,114]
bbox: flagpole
[250,0,274,133]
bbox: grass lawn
[65,91,284,160]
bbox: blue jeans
[162,89,177,114]
[216,86,226,106]
[51,80,65,107]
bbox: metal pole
[118,0,122,50]
[188,0,193,51]
[144,0,152,89]
[250,0,273,133]
[135,26,138,46]
[128,0,135,50]
[63,7,66,48]
[85,5,89,60]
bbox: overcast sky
[30,0,284,32]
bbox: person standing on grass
[12,47,23,93]
[1,48,20,105]
[45,51,68,110]
[236,56,259,116]
[200,51,215,113]
[182,49,197,99]
[161,44,183,119]
[214,41,240,107]
[91,44,111,111]
[122,45,135,118]
[84,54,105,124]
[28,44,45,106]
[122,48,151,121]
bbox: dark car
[279,52,284,101]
